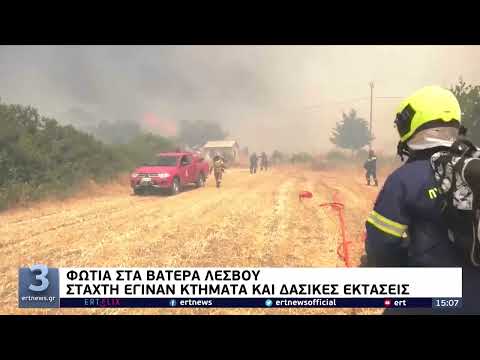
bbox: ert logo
[28,264,50,292]
[18,265,60,308]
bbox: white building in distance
[203,140,240,164]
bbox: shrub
[325,150,349,162]
[0,100,175,211]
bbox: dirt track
[0,165,385,314]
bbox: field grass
[0,165,387,315]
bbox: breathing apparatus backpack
[430,127,480,266]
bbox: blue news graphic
[18,265,60,308]
[59,297,435,308]
[432,298,463,309]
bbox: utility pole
[369,81,374,149]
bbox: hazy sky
[1,45,480,154]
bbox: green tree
[291,152,313,163]
[330,109,373,156]
[94,120,142,144]
[451,77,480,143]
[0,98,176,211]
[116,133,176,166]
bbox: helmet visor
[407,127,459,150]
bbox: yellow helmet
[395,85,461,144]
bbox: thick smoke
[1,45,480,154]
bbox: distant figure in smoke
[250,152,258,174]
[260,152,268,171]
[210,152,226,188]
[364,149,378,186]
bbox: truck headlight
[157,173,170,179]
[131,173,138,178]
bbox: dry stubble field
[0,165,388,314]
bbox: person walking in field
[260,152,268,171]
[364,149,378,186]
[250,152,258,174]
[210,152,226,188]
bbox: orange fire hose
[319,189,351,267]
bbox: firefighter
[210,152,226,188]
[364,149,378,186]
[250,152,258,174]
[260,152,268,171]
[364,85,480,314]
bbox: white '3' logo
[29,264,49,292]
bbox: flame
[142,112,177,136]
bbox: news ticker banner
[18,266,463,309]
